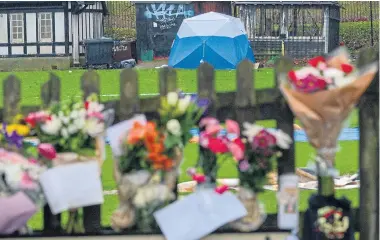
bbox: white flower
[61,128,69,139]
[79,109,86,117]
[87,101,104,114]
[67,124,78,134]
[177,95,192,113]
[323,68,345,79]
[166,119,182,136]
[70,110,79,119]
[294,67,322,79]
[267,129,292,149]
[4,164,23,187]
[41,115,62,135]
[74,116,86,129]
[167,92,178,106]
[85,118,105,137]
[242,122,263,142]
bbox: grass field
[0,68,360,230]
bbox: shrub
[340,21,379,53]
[104,28,136,41]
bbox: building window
[39,13,52,42]
[10,13,24,43]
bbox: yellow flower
[1,123,30,136]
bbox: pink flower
[226,119,240,137]
[228,141,245,161]
[239,159,250,172]
[252,130,277,150]
[20,173,37,189]
[199,132,209,148]
[25,111,51,127]
[292,74,327,93]
[192,174,206,184]
[215,185,229,194]
[87,111,104,120]
[28,158,38,164]
[206,124,222,135]
[38,143,57,160]
[186,167,197,176]
[199,117,219,128]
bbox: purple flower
[239,159,250,172]
[2,124,23,148]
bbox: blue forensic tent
[168,12,255,70]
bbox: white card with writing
[106,114,146,157]
[39,161,104,215]
[277,174,299,230]
[154,189,247,240]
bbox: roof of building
[233,1,340,6]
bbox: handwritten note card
[106,114,146,157]
[154,189,247,240]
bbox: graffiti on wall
[144,3,194,30]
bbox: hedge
[340,21,379,53]
[104,28,136,41]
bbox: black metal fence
[339,1,379,57]
[100,1,378,63]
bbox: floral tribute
[192,116,292,232]
[25,93,114,233]
[316,206,349,239]
[26,93,113,160]
[280,46,378,177]
[280,46,377,240]
[0,116,52,234]
[111,91,206,232]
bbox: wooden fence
[1,47,379,239]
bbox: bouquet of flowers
[197,117,245,185]
[0,119,49,235]
[230,122,292,232]
[111,91,206,232]
[25,93,114,233]
[278,47,377,240]
[279,47,378,182]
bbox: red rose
[341,63,353,74]
[208,137,229,154]
[308,56,326,68]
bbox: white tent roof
[177,12,247,38]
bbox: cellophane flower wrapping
[230,122,292,232]
[111,91,205,232]
[25,93,114,232]
[0,118,46,234]
[279,46,378,177]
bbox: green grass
[0,68,360,230]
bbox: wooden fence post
[357,47,379,240]
[41,74,63,234]
[3,75,21,124]
[119,68,140,121]
[197,62,218,183]
[274,57,295,178]
[235,59,256,125]
[80,70,102,233]
[159,67,177,96]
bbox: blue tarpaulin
[168,12,255,70]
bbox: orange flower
[127,122,146,145]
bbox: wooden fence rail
[1,47,378,238]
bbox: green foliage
[340,21,379,53]
[104,28,136,41]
